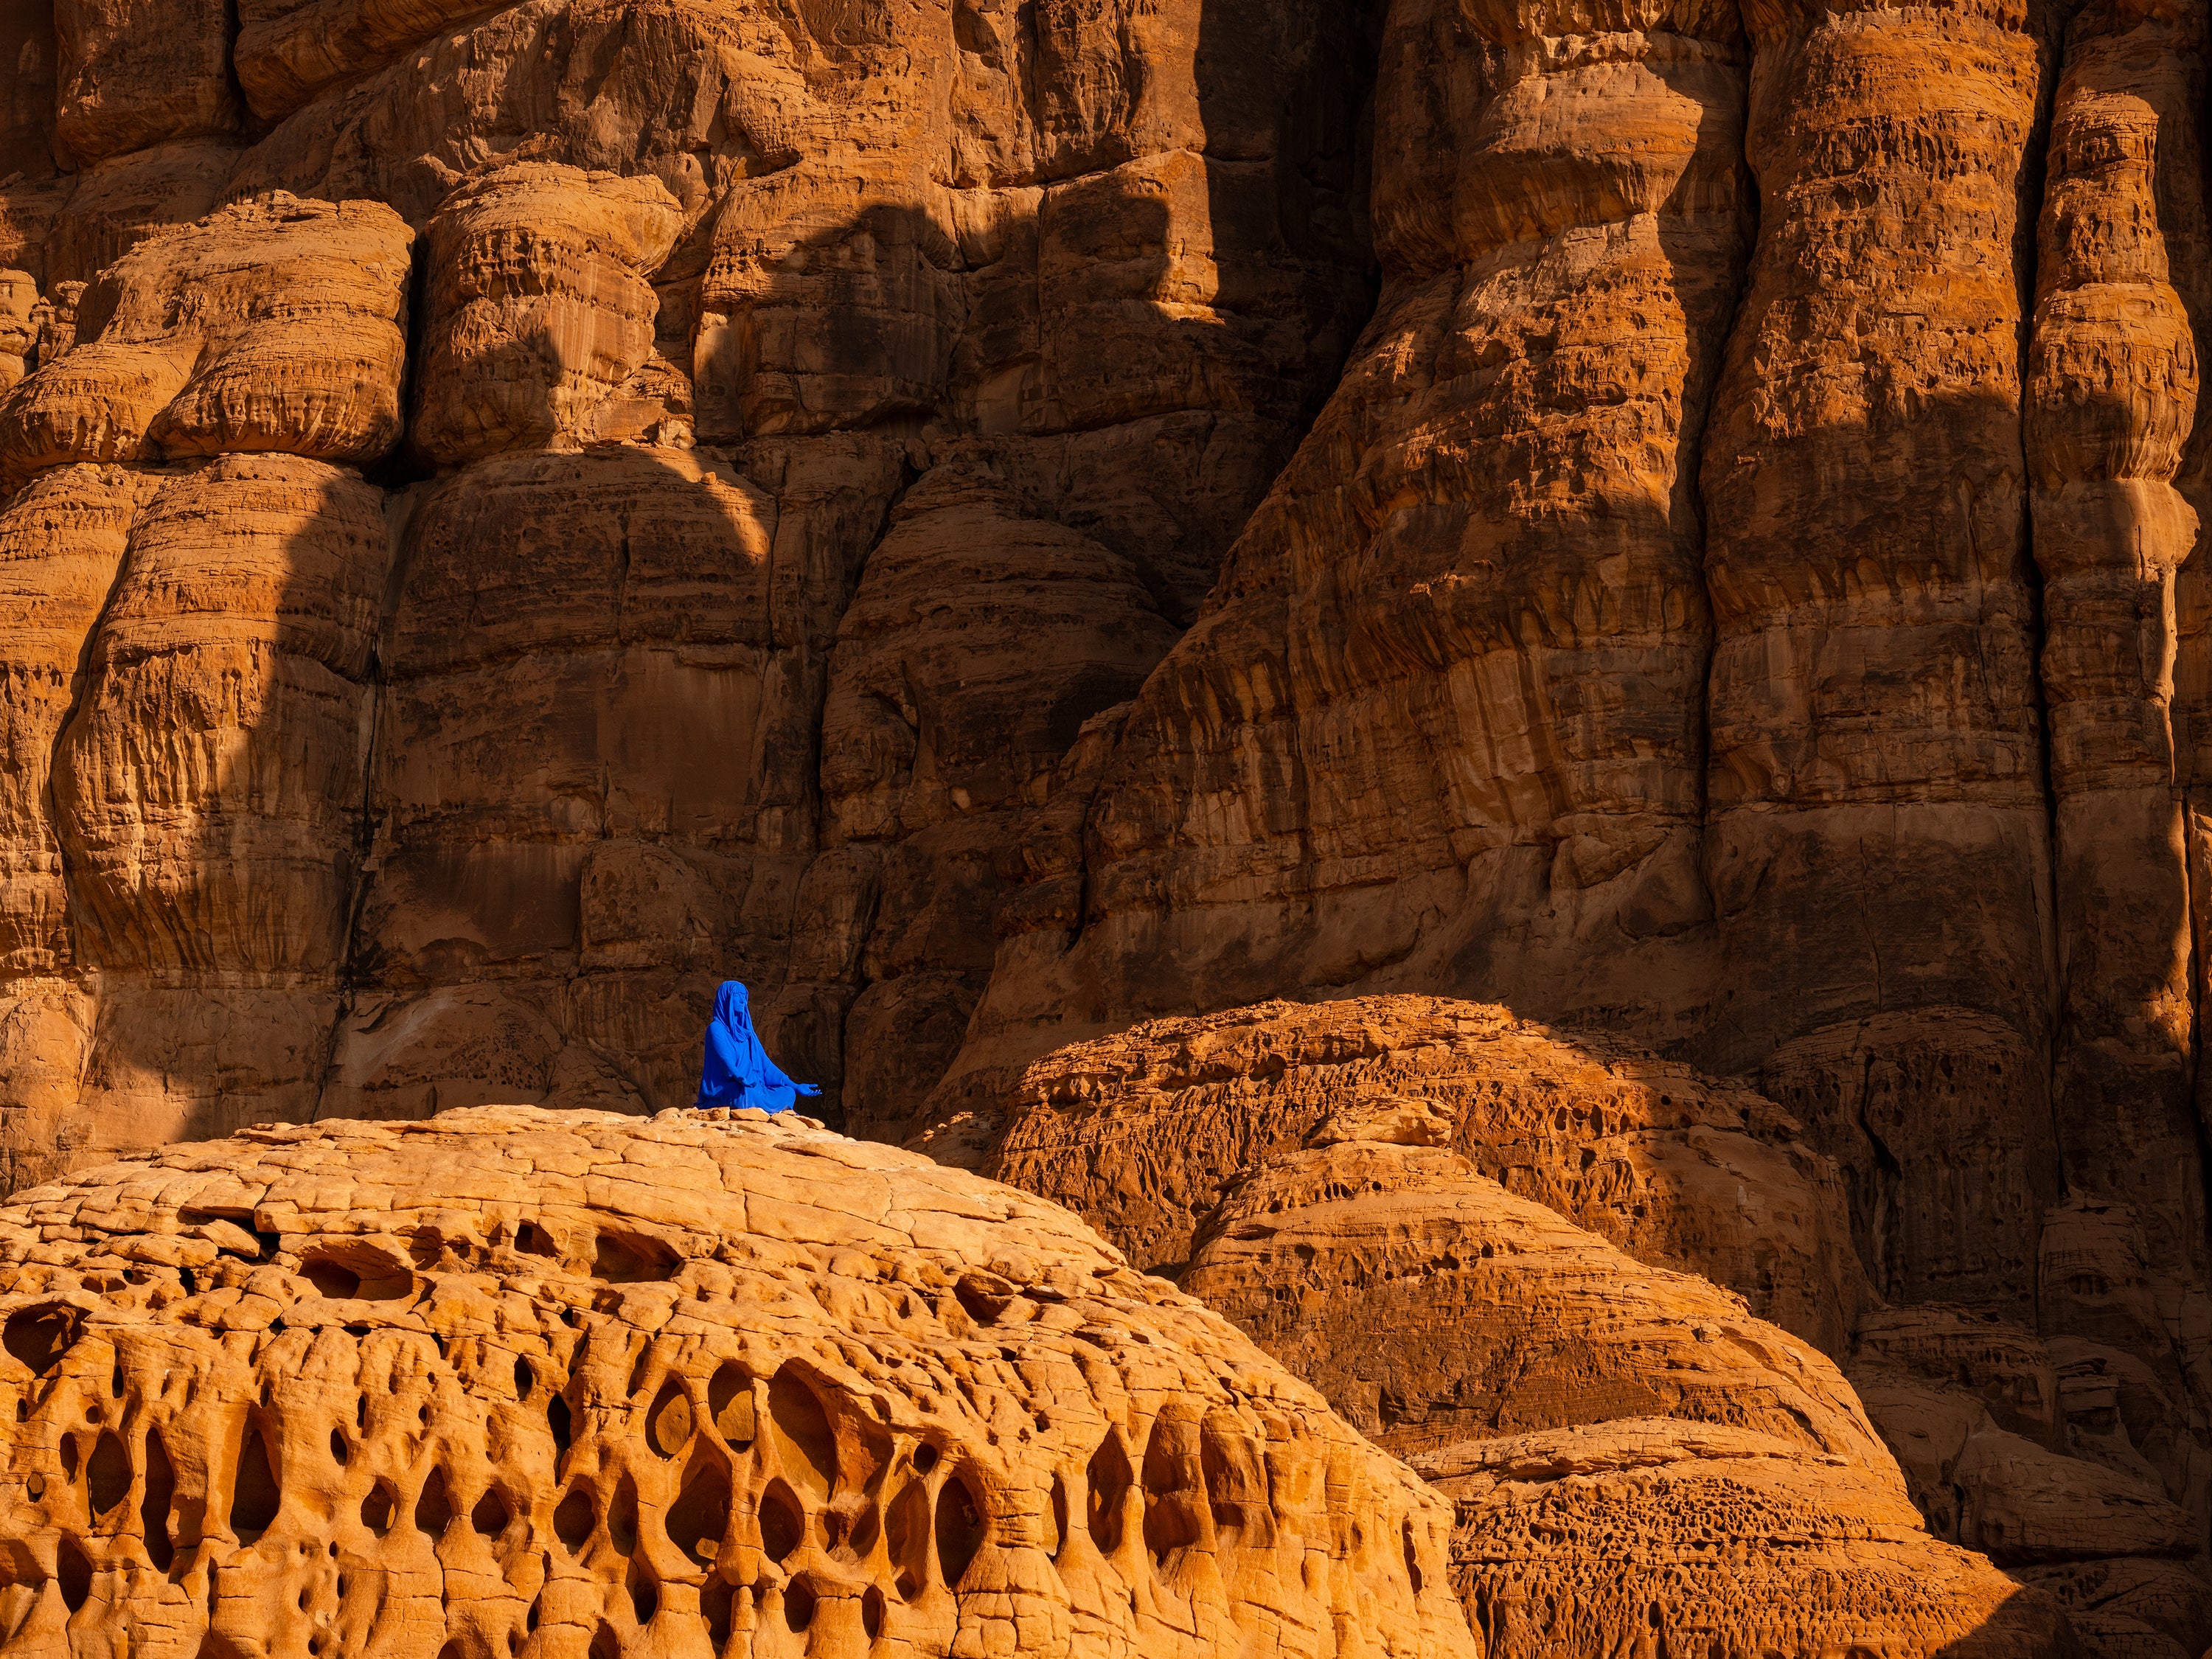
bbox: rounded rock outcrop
[0,1104,1469,1659]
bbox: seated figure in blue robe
[695,981,821,1113]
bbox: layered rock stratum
[931,998,2212,1656]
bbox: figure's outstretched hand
[796,1083,822,1098]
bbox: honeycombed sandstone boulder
[0,1105,1470,1659]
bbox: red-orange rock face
[0,0,1378,1182]
[1,0,2211,1649]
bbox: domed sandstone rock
[915,996,1868,1357]
[0,1104,1468,1659]
[1184,1126,2079,1658]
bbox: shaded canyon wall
[0,0,1380,1181]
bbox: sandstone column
[1700,0,2058,1312]
[961,0,1756,1073]
[0,195,414,1167]
[2025,0,2208,1329]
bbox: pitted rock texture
[1413,1425,2076,1659]
[0,1105,1470,1659]
[914,996,1868,1357]
[931,998,2212,1654]
[1174,1102,2076,1655]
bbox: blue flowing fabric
[695,981,821,1113]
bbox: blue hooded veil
[695,981,819,1113]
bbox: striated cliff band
[3,0,2212,1652]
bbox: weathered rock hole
[910,1442,938,1475]
[514,1357,534,1399]
[58,1536,89,1612]
[301,1246,411,1301]
[885,1478,928,1598]
[1200,1408,1274,1549]
[862,1584,884,1639]
[60,1435,78,1478]
[549,1394,573,1454]
[1086,1433,1132,1553]
[784,1579,816,1633]
[143,1427,175,1573]
[953,1271,1012,1324]
[231,1422,280,1543]
[846,1503,879,1561]
[3,1304,80,1374]
[329,1428,348,1465]
[759,1480,803,1562]
[87,1428,130,1515]
[709,1363,754,1447]
[109,1363,122,1397]
[1048,1474,1068,1559]
[667,1461,731,1562]
[361,1481,396,1534]
[593,1230,677,1283]
[515,1221,556,1257]
[355,1396,366,1432]
[629,1562,658,1624]
[302,1260,360,1298]
[472,1488,509,1538]
[1141,1416,1203,1567]
[648,1380,693,1457]
[935,1474,985,1590]
[415,1468,455,1537]
[589,1625,619,1659]
[702,1577,734,1648]
[554,1487,595,1551]
[611,1475,639,1553]
[766,1366,836,1501]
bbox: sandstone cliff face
[927,0,2212,1633]
[0,1105,1470,1659]
[2,0,2212,1646]
[0,0,1377,1184]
